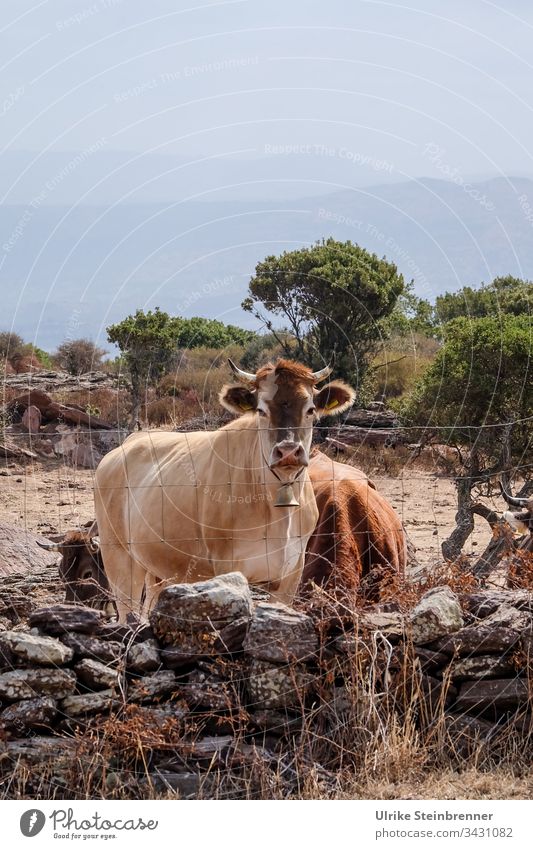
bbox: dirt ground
[0,455,501,568]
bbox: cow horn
[228,358,256,386]
[89,537,100,553]
[499,483,528,508]
[36,539,61,552]
[311,365,333,383]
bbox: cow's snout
[270,441,307,468]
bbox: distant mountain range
[2,164,532,350]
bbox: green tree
[242,238,405,384]
[54,338,107,375]
[435,275,533,325]
[175,316,253,349]
[107,309,180,426]
[404,314,532,439]
[383,284,435,337]
[403,314,533,560]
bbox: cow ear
[314,380,356,418]
[219,384,258,415]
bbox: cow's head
[500,487,533,536]
[220,358,355,482]
[37,525,116,615]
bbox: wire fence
[1,423,530,591]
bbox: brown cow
[94,359,356,621]
[37,524,116,615]
[303,451,407,602]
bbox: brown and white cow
[303,450,407,602]
[94,359,355,621]
[37,523,116,614]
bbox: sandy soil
[0,455,501,567]
[374,472,494,564]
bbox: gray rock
[127,670,177,702]
[75,659,120,691]
[461,590,533,618]
[449,655,516,681]
[247,659,312,709]
[482,604,532,632]
[180,669,235,711]
[442,713,497,756]
[61,689,118,718]
[61,633,123,663]
[455,678,529,712]
[359,610,406,639]
[0,668,76,700]
[0,696,57,730]
[409,586,464,644]
[29,604,105,635]
[127,639,160,673]
[150,573,253,648]
[251,710,302,734]
[4,735,76,766]
[131,703,188,724]
[431,625,520,656]
[243,602,318,662]
[0,631,73,666]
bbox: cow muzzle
[269,440,308,470]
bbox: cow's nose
[271,441,306,467]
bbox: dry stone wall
[0,575,532,796]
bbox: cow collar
[268,464,306,508]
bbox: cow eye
[307,407,316,416]
[82,570,93,580]
[258,408,267,417]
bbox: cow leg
[271,554,306,605]
[142,572,164,617]
[102,547,146,623]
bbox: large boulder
[409,586,464,645]
[150,573,253,654]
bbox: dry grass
[338,767,533,799]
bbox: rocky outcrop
[0,523,57,578]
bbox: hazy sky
[3,0,533,348]
[3,0,533,181]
